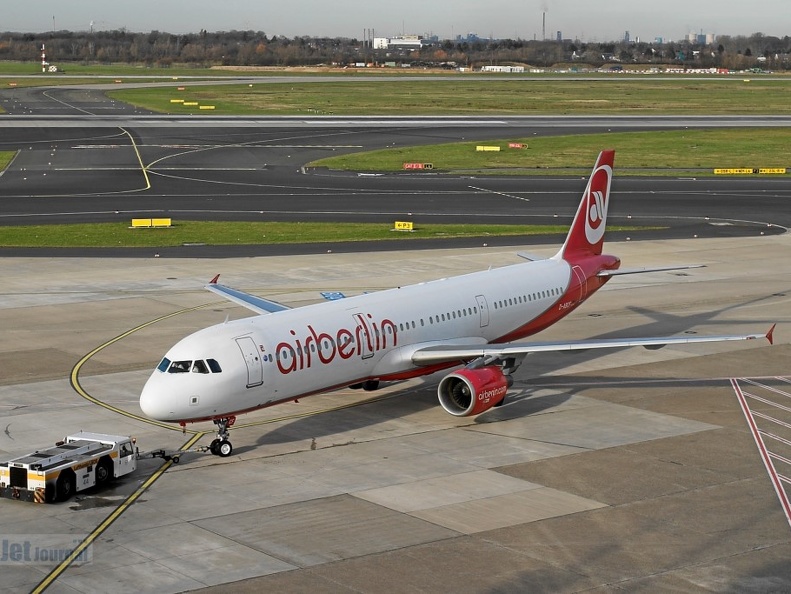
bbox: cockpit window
[160,358,221,374]
[168,360,192,373]
[192,360,209,374]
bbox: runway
[2,86,791,251]
[1,86,791,591]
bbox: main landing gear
[209,416,236,457]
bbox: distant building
[457,32,488,43]
[481,65,525,73]
[373,35,432,50]
[556,31,562,42]
[687,32,715,45]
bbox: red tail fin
[556,150,615,261]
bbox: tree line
[1,29,789,70]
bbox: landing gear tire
[210,417,236,457]
[217,441,233,457]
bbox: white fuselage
[140,257,577,423]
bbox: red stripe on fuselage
[495,254,619,343]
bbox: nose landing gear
[209,416,236,457]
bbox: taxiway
[1,236,790,592]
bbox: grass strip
[106,77,791,116]
[0,221,646,248]
[0,151,15,169]
[309,128,791,173]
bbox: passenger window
[192,360,209,374]
[207,359,222,373]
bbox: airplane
[139,150,774,457]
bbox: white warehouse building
[373,36,433,50]
[481,65,525,73]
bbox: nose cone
[140,373,177,421]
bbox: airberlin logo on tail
[584,164,612,246]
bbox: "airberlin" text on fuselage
[275,313,397,374]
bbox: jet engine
[437,366,511,417]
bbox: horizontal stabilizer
[597,264,705,277]
[206,275,290,314]
[516,251,548,262]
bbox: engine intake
[438,366,510,417]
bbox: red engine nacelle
[437,366,511,417]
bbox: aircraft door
[475,295,489,328]
[352,313,374,359]
[235,336,264,388]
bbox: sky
[4,0,790,42]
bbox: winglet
[210,274,220,284]
[767,323,776,345]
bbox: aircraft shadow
[518,288,782,380]
[252,381,575,447]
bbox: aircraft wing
[410,325,775,366]
[205,275,290,314]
